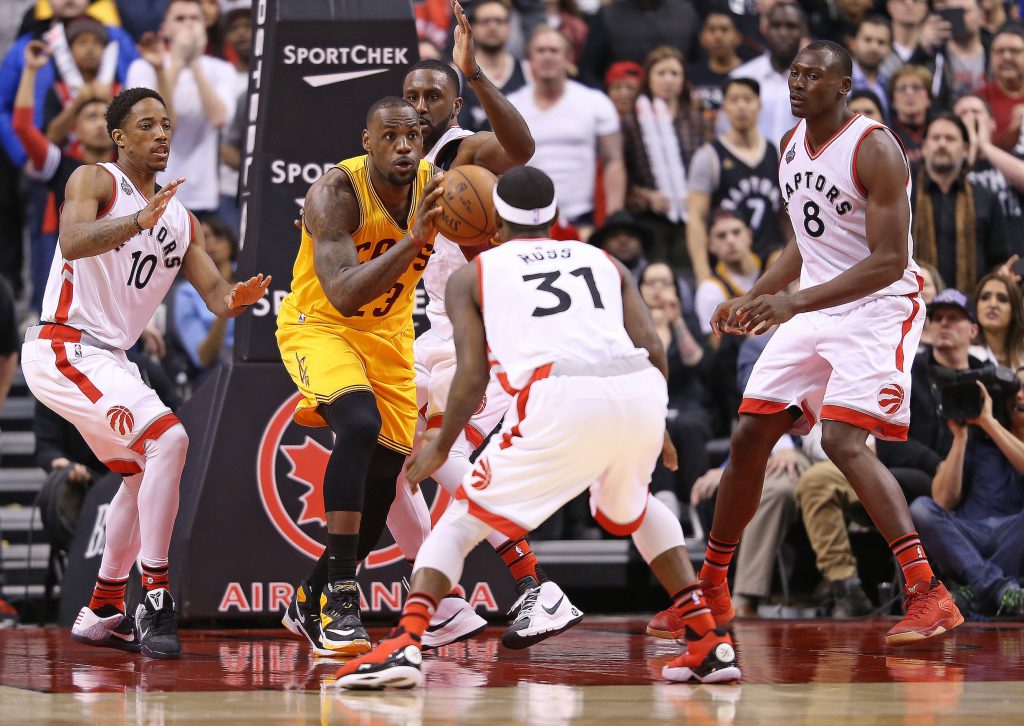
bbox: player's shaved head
[405,60,460,95]
[801,40,853,78]
[366,96,417,127]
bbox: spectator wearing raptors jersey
[21,88,269,659]
[707,41,963,647]
[688,78,787,284]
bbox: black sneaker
[320,581,371,655]
[831,577,874,618]
[71,605,140,652]
[282,579,334,656]
[662,626,742,683]
[134,588,181,659]
[335,627,423,690]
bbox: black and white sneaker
[501,577,583,649]
[335,630,424,690]
[71,605,140,652]
[134,588,181,659]
[282,579,333,657]
[320,581,371,655]
[421,595,488,650]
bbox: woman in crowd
[847,88,885,123]
[919,262,946,347]
[888,65,933,173]
[970,272,1024,368]
[623,46,711,269]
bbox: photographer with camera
[877,289,986,495]
[910,367,1024,618]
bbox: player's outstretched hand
[137,177,185,229]
[411,172,445,246]
[661,431,678,472]
[709,295,750,337]
[226,273,272,310]
[450,0,477,78]
[405,428,448,491]
[735,293,796,335]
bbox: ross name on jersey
[782,171,853,216]
[516,247,575,265]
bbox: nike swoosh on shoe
[110,630,136,642]
[426,612,460,632]
[542,596,564,615]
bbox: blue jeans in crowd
[910,496,1024,612]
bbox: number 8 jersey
[478,238,644,392]
[780,114,921,314]
[40,162,193,350]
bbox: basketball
[435,165,497,246]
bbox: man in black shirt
[912,113,1010,293]
[687,10,744,130]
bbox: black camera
[933,364,1021,426]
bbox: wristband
[410,232,430,249]
[132,210,143,232]
[467,66,484,82]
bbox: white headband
[492,186,557,226]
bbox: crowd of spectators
[0,0,1021,620]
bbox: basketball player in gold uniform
[277,96,443,655]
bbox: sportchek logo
[257,394,455,567]
[280,45,410,88]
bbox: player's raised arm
[306,168,444,317]
[406,261,489,484]
[448,0,534,172]
[182,211,270,318]
[58,167,185,261]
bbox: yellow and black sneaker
[282,579,333,657]
[320,580,371,655]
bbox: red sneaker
[334,628,423,690]
[886,578,964,646]
[662,627,741,683]
[646,579,735,639]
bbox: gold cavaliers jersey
[283,155,435,336]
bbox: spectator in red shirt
[976,24,1024,151]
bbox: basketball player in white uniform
[383,3,581,650]
[334,166,741,689]
[694,41,963,646]
[22,88,269,658]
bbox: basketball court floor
[1,617,1022,723]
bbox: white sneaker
[421,595,487,649]
[501,580,583,649]
[71,605,140,652]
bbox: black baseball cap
[927,288,975,322]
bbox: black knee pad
[321,392,382,513]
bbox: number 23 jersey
[780,114,921,314]
[40,162,192,350]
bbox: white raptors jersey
[780,114,921,313]
[422,126,475,338]
[40,162,192,349]
[478,239,643,391]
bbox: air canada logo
[786,144,796,163]
[878,383,905,415]
[257,394,453,567]
[106,405,134,435]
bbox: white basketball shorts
[740,293,924,441]
[454,364,668,538]
[22,325,179,475]
[414,326,512,448]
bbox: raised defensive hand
[411,172,445,246]
[138,178,185,229]
[450,0,477,77]
[226,273,272,310]
[405,429,447,491]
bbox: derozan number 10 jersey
[40,162,192,349]
[477,239,644,391]
[780,115,922,313]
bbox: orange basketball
[435,165,497,246]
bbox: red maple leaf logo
[281,436,330,526]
